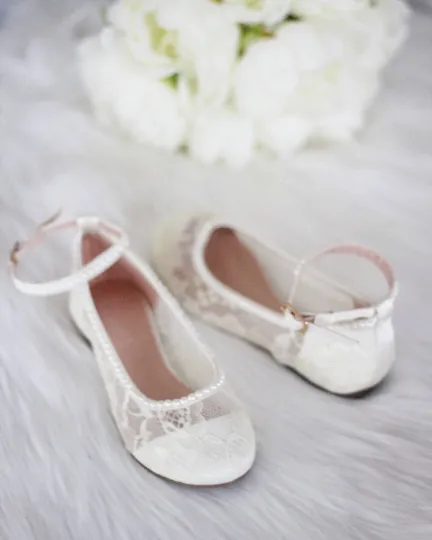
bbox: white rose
[80,0,408,164]
[157,0,239,108]
[218,0,291,26]
[234,17,353,121]
[269,7,406,143]
[311,67,379,141]
[291,0,369,18]
[276,21,346,72]
[107,0,177,77]
[234,36,299,118]
[189,109,254,166]
[289,1,408,71]
[340,0,409,71]
[109,0,240,107]
[280,61,379,142]
[78,29,186,150]
[258,116,312,156]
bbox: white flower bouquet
[78,0,408,166]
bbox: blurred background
[0,1,431,540]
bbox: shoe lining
[204,228,385,316]
[83,234,191,401]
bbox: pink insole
[91,280,190,401]
[205,228,282,312]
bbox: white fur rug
[1,1,431,539]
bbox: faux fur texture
[1,1,431,539]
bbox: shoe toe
[133,410,256,486]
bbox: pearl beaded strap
[9,214,128,297]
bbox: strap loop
[281,244,397,343]
[9,214,128,297]
[287,244,396,307]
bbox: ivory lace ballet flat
[10,216,255,486]
[152,213,398,396]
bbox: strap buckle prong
[281,302,309,334]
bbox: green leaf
[145,13,177,59]
[162,73,179,89]
[238,23,274,57]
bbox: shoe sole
[129,451,251,487]
[287,362,385,398]
[184,318,387,398]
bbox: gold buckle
[280,302,309,334]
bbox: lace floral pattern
[169,216,304,363]
[86,292,252,470]
[24,215,255,483]
[93,336,254,471]
[162,409,254,476]
[159,215,396,392]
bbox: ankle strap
[288,244,397,306]
[9,214,128,297]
